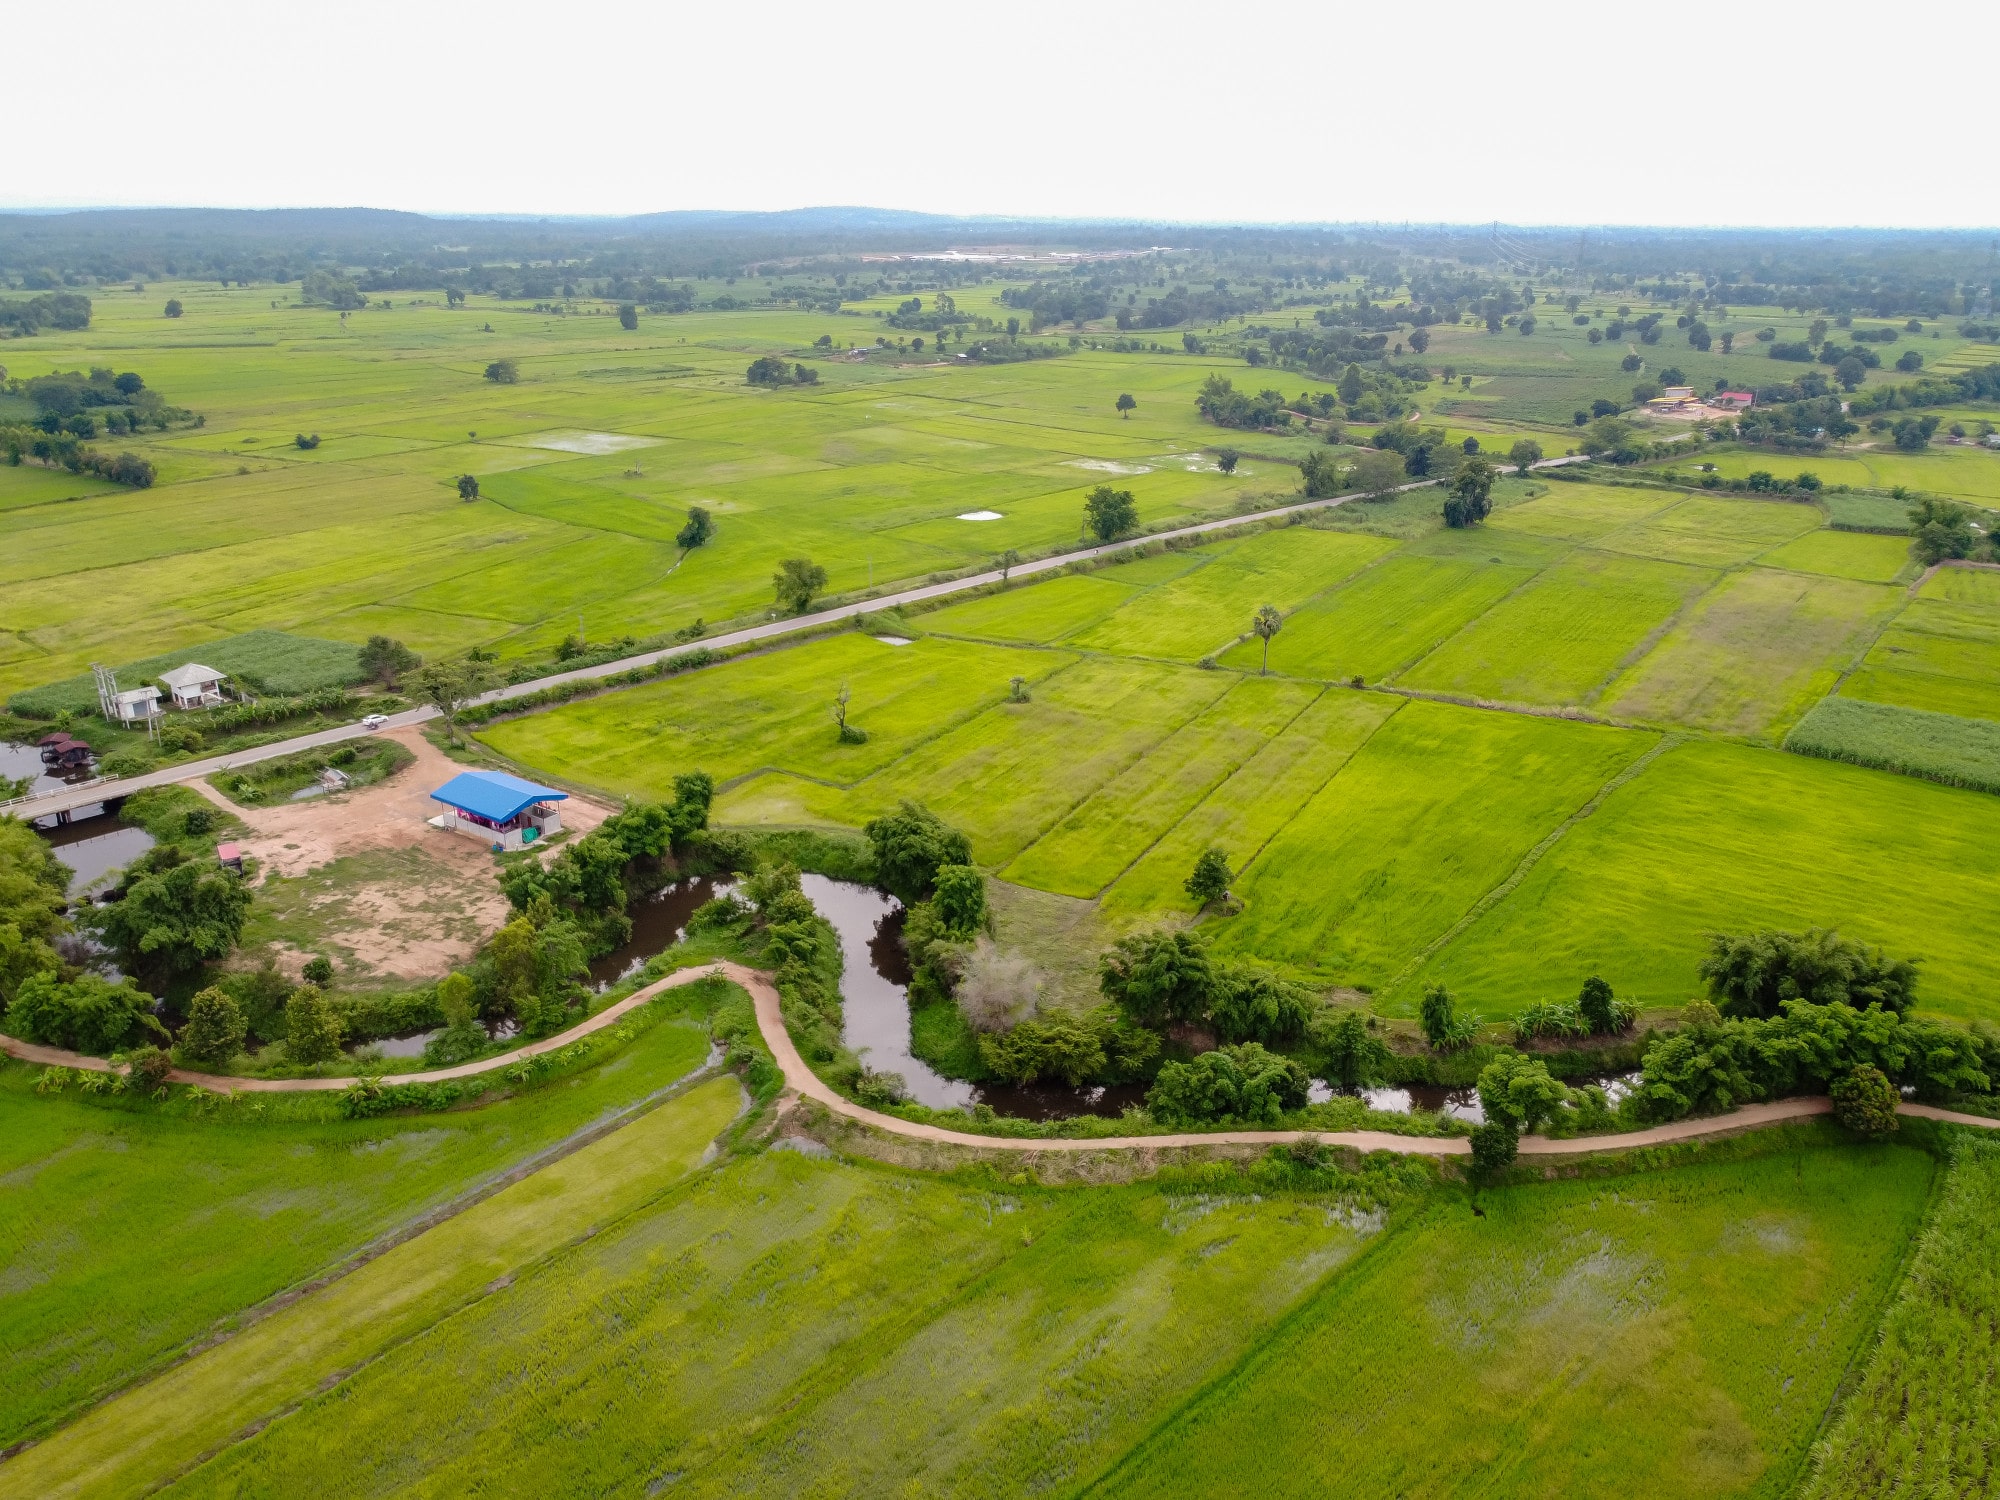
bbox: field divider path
[9,958,1997,1153]
[4,458,1594,822]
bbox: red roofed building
[1712,391,1755,410]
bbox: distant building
[1712,391,1755,410]
[158,663,227,710]
[427,770,567,851]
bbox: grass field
[1785,695,2000,793]
[1405,739,2000,1018]
[0,1012,714,1449]
[1801,1132,2000,1499]
[19,1116,1938,1500]
[1096,1140,1935,1500]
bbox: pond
[1314,1070,1646,1125]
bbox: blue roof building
[429,770,567,850]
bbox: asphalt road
[6,455,1590,822]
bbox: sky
[8,0,1991,229]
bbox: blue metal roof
[430,770,567,823]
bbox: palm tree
[1252,604,1282,675]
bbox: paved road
[9,955,1995,1153]
[4,456,1590,822]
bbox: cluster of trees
[1,429,156,487]
[746,356,819,387]
[1908,495,1993,566]
[1734,394,1857,451]
[998,284,1105,328]
[0,291,91,335]
[301,268,367,309]
[1097,927,1324,1050]
[1849,361,2000,417]
[1195,375,1293,431]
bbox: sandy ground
[191,727,613,982]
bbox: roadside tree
[773,556,828,613]
[1083,485,1138,541]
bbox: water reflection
[1310,1070,1644,1125]
[2,738,101,801]
[588,876,730,989]
[38,815,156,897]
[800,874,974,1110]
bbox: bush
[1476,1053,1570,1134]
[179,986,246,1066]
[1635,998,1987,1122]
[124,1044,173,1097]
[1147,1042,1309,1126]
[1419,982,1479,1051]
[864,802,972,905]
[955,940,1044,1033]
[1698,926,1917,1018]
[1100,928,1214,1027]
[7,973,163,1054]
[284,982,343,1064]
[1208,962,1314,1045]
[301,954,334,987]
[978,1009,1157,1086]
[1468,1122,1519,1180]
[1830,1064,1900,1138]
[1309,1008,1390,1088]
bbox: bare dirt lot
[198,728,613,984]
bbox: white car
[360,713,389,730]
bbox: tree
[483,359,518,384]
[1577,974,1618,1034]
[1408,328,1430,354]
[457,474,479,501]
[164,299,183,318]
[1507,438,1543,474]
[1476,1053,1570,1134]
[1908,496,1975,565]
[931,864,986,938]
[1083,485,1138,542]
[773,556,828,614]
[1100,928,1215,1028]
[113,371,144,396]
[7,973,163,1055]
[618,304,638,331]
[1298,449,1343,498]
[832,683,865,744]
[1351,448,1408,497]
[1311,1008,1390,1088]
[284,982,343,1065]
[1830,1064,1899,1138]
[92,857,253,985]
[1216,448,1239,475]
[302,954,334,986]
[1442,457,1495,528]
[1251,603,1283,673]
[445,287,466,308]
[1419,982,1478,1050]
[1894,415,1941,452]
[1185,846,1232,908]
[677,505,714,549]
[998,547,1021,583]
[864,802,973,904]
[1116,393,1137,418]
[410,658,495,745]
[180,985,246,1066]
[358,634,419,688]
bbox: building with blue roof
[428,770,568,851]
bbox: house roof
[159,663,225,691]
[115,686,160,703]
[430,770,567,823]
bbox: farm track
[12,958,1992,1156]
[4,458,1593,822]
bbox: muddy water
[1314,1071,1645,1124]
[588,876,731,989]
[38,815,156,896]
[799,874,1147,1120]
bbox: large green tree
[864,802,972,905]
[1083,485,1138,541]
[92,854,252,986]
[773,556,828,613]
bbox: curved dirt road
[6,958,1996,1153]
